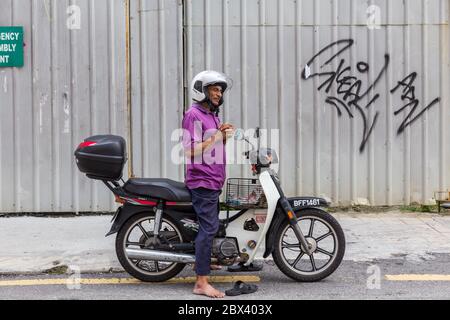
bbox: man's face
[207,85,223,107]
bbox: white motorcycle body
[224,171,280,266]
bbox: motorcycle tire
[116,212,186,282]
[272,208,345,282]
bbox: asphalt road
[1,254,450,301]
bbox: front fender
[262,206,286,258]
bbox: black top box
[74,135,127,181]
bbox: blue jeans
[189,187,221,276]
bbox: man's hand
[186,124,235,158]
[219,123,234,131]
[219,123,235,142]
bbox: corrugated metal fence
[0,0,127,213]
[184,0,450,206]
[0,0,449,212]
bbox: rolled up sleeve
[182,113,203,152]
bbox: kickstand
[227,262,263,273]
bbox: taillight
[78,141,97,149]
[115,195,126,204]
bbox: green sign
[0,27,24,68]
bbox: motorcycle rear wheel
[272,208,345,282]
[116,212,186,282]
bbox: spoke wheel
[273,209,345,282]
[116,212,186,282]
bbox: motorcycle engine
[212,238,239,266]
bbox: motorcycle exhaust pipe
[126,248,197,264]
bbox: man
[182,71,234,298]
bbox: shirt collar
[192,103,214,115]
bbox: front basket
[225,178,267,209]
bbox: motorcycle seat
[123,178,192,202]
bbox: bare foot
[193,283,225,298]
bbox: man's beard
[208,101,220,116]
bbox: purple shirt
[182,104,226,191]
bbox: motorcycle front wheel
[272,208,345,282]
[116,212,186,282]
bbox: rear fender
[106,204,196,240]
[106,204,153,237]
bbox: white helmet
[191,70,232,106]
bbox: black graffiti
[391,72,440,134]
[302,39,440,153]
[302,39,389,153]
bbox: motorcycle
[74,128,345,282]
